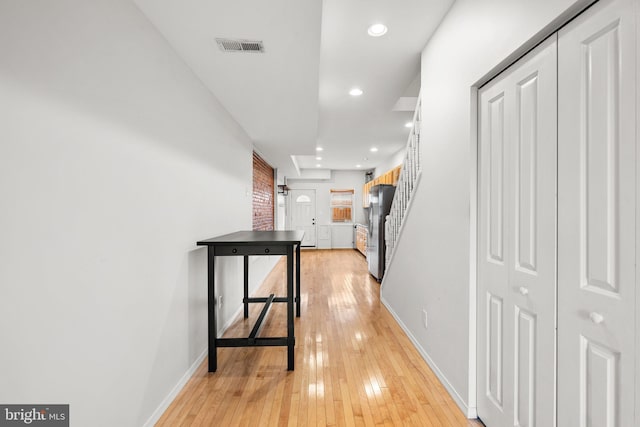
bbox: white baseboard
[143,258,281,427]
[220,303,244,335]
[380,296,477,419]
[142,306,243,427]
[142,348,207,427]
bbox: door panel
[636,1,640,423]
[514,307,536,427]
[479,78,511,427]
[583,21,622,297]
[581,337,619,427]
[478,36,557,427]
[557,0,636,425]
[487,292,504,408]
[515,73,539,274]
[289,189,316,247]
[489,93,506,264]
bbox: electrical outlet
[422,309,428,329]
[218,295,223,309]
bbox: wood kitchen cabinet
[362,165,401,207]
[355,224,367,256]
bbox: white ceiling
[134,0,454,177]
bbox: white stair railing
[385,95,422,270]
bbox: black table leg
[296,243,301,317]
[287,245,294,370]
[207,247,217,372]
[243,255,249,318]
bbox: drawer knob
[232,248,238,254]
[589,312,604,324]
[264,248,270,254]
[519,287,529,296]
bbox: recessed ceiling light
[316,164,321,168]
[405,122,413,128]
[349,88,363,96]
[316,156,322,160]
[356,164,362,168]
[316,147,323,152]
[367,23,388,37]
[370,147,378,152]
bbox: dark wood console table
[196,230,304,372]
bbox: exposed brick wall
[252,152,274,231]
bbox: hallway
[157,250,482,426]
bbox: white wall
[0,1,277,426]
[374,147,405,178]
[381,0,593,416]
[287,170,366,248]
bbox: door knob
[519,287,529,296]
[589,312,604,324]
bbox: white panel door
[479,67,512,427]
[636,1,640,423]
[478,36,558,427]
[557,0,636,425]
[289,189,317,247]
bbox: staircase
[385,95,422,271]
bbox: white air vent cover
[216,38,265,53]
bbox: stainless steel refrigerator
[367,184,396,281]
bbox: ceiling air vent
[216,38,265,53]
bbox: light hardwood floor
[157,249,483,426]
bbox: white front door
[478,35,558,427]
[289,189,316,247]
[557,0,637,425]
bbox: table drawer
[214,245,289,256]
